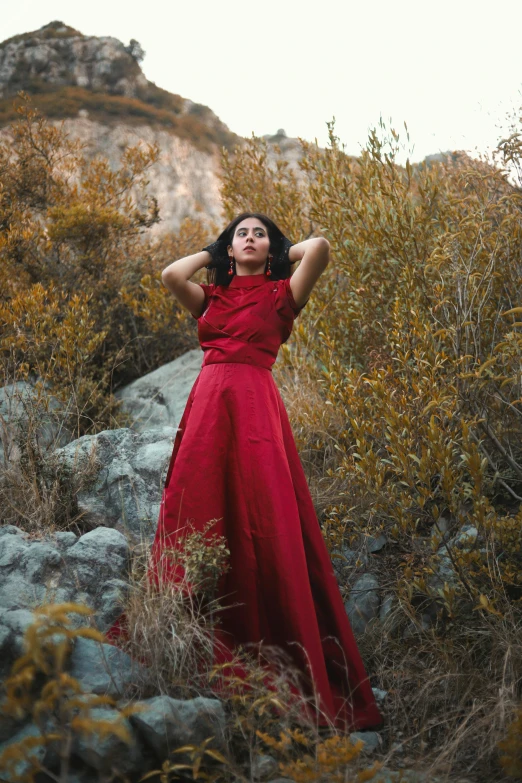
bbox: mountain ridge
[0,21,307,233]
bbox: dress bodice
[191,273,306,370]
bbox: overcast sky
[3,0,522,165]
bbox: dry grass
[0,370,103,537]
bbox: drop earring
[266,254,273,276]
[228,255,234,275]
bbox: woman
[107,212,382,733]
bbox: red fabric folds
[106,272,382,733]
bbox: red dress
[106,272,382,732]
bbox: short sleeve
[274,277,309,323]
[190,283,216,320]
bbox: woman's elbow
[315,236,330,264]
[161,269,181,292]
[162,266,179,283]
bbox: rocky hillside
[0,21,303,233]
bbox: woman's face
[229,217,271,269]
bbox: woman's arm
[161,251,211,318]
[288,237,330,308]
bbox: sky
[3,0,522,166]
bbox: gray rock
[53,427,177,541]
[20,542,63,583]
[454,524,478,550]
[349,730,382,752]
[66,527,130,588]
[251,753,278,778]
[0,532,30,569]
[73,706,145,774]
[402,614,433,639]
[430,517,451,548]
[379,593,395,624]
[115,349,203,432]
[431,523,480,590]
[69,637,142,698]
[0,724,46,781]
[0,380,74,468]
[345,574,380,635]
[0,526,130,632]
[0,623,13,654]
[130,694,227,758]
[372,687,388,704]
[0,526,27,539]
[365,533,388,553]
[0,608,35,656]
[96,578,131,630]
[53,531,78,549]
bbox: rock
[53,427,177,540]
[0,697,28,744]
[379,593,395,624]
[114,349,203,432]
[454,524,478,550]
[20,542,63,583]
[372,687,388,704]
[130,695,227,759]
[251,753,279,778]
[430,523,480,591]
[66,527,130,588]
[345,574,380,635]
[53,531,78,549]
[97,578,131,628]
[0,527,130,633]
[0,608,36,657]
[402,614,433,639]
[69,637,143,698]
[0,623,13,656]
[365,533,388,553]
[331,546,358,580]
[0,724,46,781]
[0,380,75,469]
[0,526,27,539]
[349,730,382,753]
[0,529,30,569]
[73,706,145,774]
[430,517,451,548]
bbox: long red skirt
[106,362,382,733]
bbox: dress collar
[229,273,270,288]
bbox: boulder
[114,349,203,432]
[0,380,75,468]
[69,637,143,699]
[0,724,46,782]
[53,426,177,540]
[72,706,146,774]
[130,694,227,758]
[0,526,130,633]
[349,730,383,753]
[251,753,279,778]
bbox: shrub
[219,118,522,777]
[0,95,214,439]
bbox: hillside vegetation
[1,96,522,780]
[220,118,522,779]
[0,21,239,153]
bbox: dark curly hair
[206,212,295,286]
